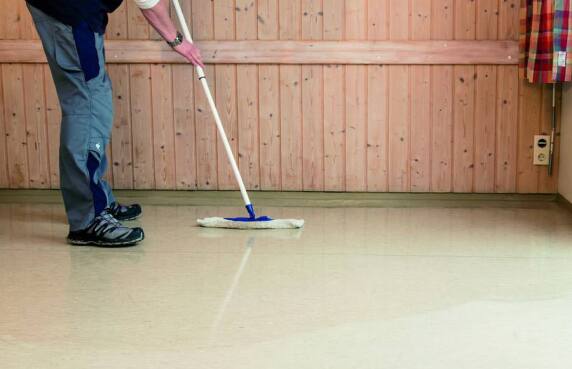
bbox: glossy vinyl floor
[2,202,572,369]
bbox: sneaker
[109,201,142,221]
[67,211,144,247]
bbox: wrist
[166,31,183,48]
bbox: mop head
[197,217,304,229]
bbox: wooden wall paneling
[323,0,345,191]
[496,0,519,192]
[258,64,281,190]
[22,64,49,188]
[3,0,21,39]
[474,0,499,193]
[476,0,499,41]
[127,0,150,39]
[129,65,155,189]
[301,0,324,191]
[107,1,128,40]
[43,65,61,188]
[173,64,197,190]
[237,0,260,190]
[345,0,367,191]
[19,2,38,40]
[258,0,281,190]
[410,0,431,192]
[279,66,303,190]
[258,0,279,40]
[495,66,519,192]
[430,0,454,192]
[0,0,6,39]
[171,0,196,190]
[366,0,389,192]
[453,0,476,192]
[279,0,303,190]
[214,0,238,190]
[538,84,560,193]
[107,65,134,189]
[474,66,498,193]
[516,80,541,193]
[151,64,176,189]
[192,0,218,189]
[0,65,8,187]
[388,0,410,192]
[2,64,29,188]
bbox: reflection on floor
[1,202,572,369]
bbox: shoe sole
[68,232,145,248]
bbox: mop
[171,0,304,230]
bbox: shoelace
[90,212,123,236]
[110,202,127,214]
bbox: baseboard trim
[556,194,572,213]
[0,189,560,209]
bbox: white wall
[560,84,572,201]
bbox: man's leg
[28,5,143,246]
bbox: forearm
[137,0,178,41]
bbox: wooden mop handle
[170,0,253,211]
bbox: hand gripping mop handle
[171,0,255,219]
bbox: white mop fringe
[197,217,304,229]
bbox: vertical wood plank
[323,0,346,191]
[19,1,38,40]
[280,67,303,190]
[301,0,324,191]
[214,0,238,189]
[301,64,324,191]
[130,65,155,189]
[496,0,519,192]
[495,66,519,192]
[0,65,8,188]
[474,0,499,192]
[367,0,389,192]
[345,0,367,191]
[516,80,541,193]
[44,65,61,188]
[410,0,431,192]
[279,0,301,40]
[2,65,29,188]
[431,0,454,192]
[150,64,175,189]
[173,64,197,190]
[476,0,499,41]
[474,66,497,192]
[498,0,519,41]
[107,2,128,40]
[127,0,150,39]
[453,0,476,192]
[258,0,279,40]
[452,66,476,192]
[258,0,281,190]
[22,64,50,188]
[108,65,134,189]
[388,0,410,192]
[259,65,281,190]
[3,0,21,39]
[538,84,559,193]
[236,0,260,190]
[279,0,303,190]
[192,0,218,189]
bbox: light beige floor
[2,202,572,369]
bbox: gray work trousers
[28,4,116,231]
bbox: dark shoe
[109,202,142,221]
[67,211,144,247]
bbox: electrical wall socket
[533,135,551,166]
